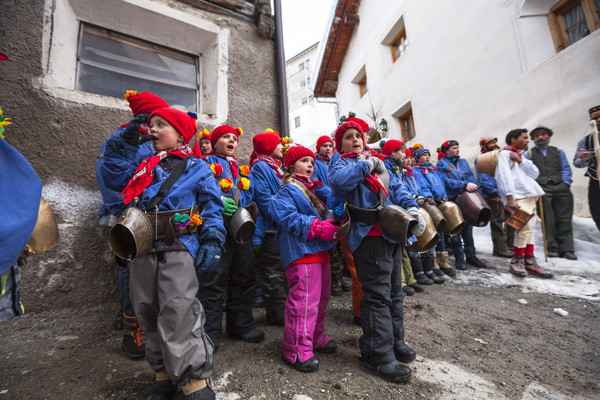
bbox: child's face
[293,156,315,179]
[417,153,430,164]
[319,142,333,157]
[390,147,405,160]
[271,143,284,160]
[401,156,412,169]
[340,128,364,154]
[200,139,212,155]
[446,145,460,156]
[150,116,184,151]
[214,133,238,157]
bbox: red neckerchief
[502,145,522,162]
[292,173,326,208]
[214,154,238,178]
[250,153,283,178]
[317,154,331,164]
[121,145,189,205]
[402,167,414,177]
[415,163,436,175]
[340,152,389,196]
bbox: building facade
[287,43,338,151]
[0,0,279,310]
[314,0,600,216]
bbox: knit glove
[123,113,152,146]
[363,157,385,173]
[307,218,340,241]
[406,206,426,237]
[221,197,238,217]
[195,228,226,272]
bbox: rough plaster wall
[0,0,279,312]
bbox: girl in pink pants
[268,144,339,372]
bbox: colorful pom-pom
[210,163,223,177]
[442,164,451,172]
[238,177,250,191]
[334,202,345,217]
[413,143,422,149]
[265,128,279,135]
[0,107,11,139]
[443,141,449,147]
[187,112,198,120]
[239,165,250,177]
[124,90,137,101]
[348,111,356,118]
[236,127,243,136]
[190,213,203,227]
[219,178,234,192]
[199,129,210,140]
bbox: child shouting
[197,124,264,350]
[100,107,224,400]
[269,145,338,373]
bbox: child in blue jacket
[98,107,224,400]
[196,125,264,350]
[436,140,487,270]
[269,145,338,373]
[329,121,423,383]
[249,130,288,326]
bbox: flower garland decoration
[239,164,250,177]
[238,177,250,190]
[0,107,12,139]
[190,213,203,227]
[210,163,223,176]
[173,213,190,230]
[219,178,234,192]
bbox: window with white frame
[295,116,301,128]
[76,24,200,112]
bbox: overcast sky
[280,0,337,59]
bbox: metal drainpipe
[273,0,289,138]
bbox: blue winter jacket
[383,157,424,197]
[250,160,283,236]
[436,156,477,200]
[412,165,448,202]
[269,183,335,267]
[314,156,329,186]
[96,126,154,217]
[204,155,254,207]
[329,156,417,252]
[96,131,225,257]
[473,158,500,199]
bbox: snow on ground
[453,216,600,301]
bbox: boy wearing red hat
[329,121,423,383]
[249,130,288,326]
[314,135,334,184]
[96,90,170,361]
[98,107,224,400]
[196,125,264,350]
[269,144,338,372]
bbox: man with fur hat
[496,129,553,279]
[436,140,487,270]
[573,105,600,231]
[524,127,576,259]
[474,137,514,258]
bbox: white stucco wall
[334,0,600,216]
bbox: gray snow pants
[129,250,213,385]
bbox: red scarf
[341,152,389,196]
[250,153,284,178]
[402,168,414,177]
[214,154,238,178]
[317,154,331,164]
[292,173,326,209]
[502,145,522,162]
[121,146,189,205]
[415,163,436,175]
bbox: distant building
[314,0,600,216]
[286,43,338,151]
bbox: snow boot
[146,370,177,400]
[122,313,146,360]
[509,255,527,277]
[423,256,445,284]
[436,251,456,276]
[524,255,553,279]
[182,379,215,400]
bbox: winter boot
[436,251,456,276]
[524,255,554,279]
[423,256,445,284]
[182,378,215,400]
[402,285,415,296]
[432,253,445,276]
[331,278,343,296]
[122,313,146,360]
[509,255,527,278]
[146,370,177,400]
[454,256,467,270]
[410,256,433,285]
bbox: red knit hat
[284,145,315,167]
[316,135,333,153]
[125,90,169,116]
[334,121,364,153]
[253,131,282,156]
[381,139,405,156]
[346,116,369,133]
[210,125,242,149]
[149,107,197,144]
